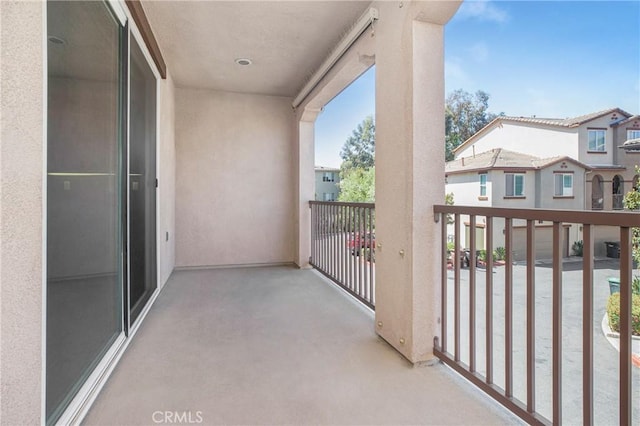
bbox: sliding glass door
[46,1,158,422]
[46,1,125,423]
[129,37,157,325]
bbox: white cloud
[456,0,509,23]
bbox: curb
[601,313,640,368]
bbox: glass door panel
[46,1,124,424]
[129,36,157,325]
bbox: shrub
[477,249,487,262]
[493,246,506,261]
[634,276,640,296]
[572,240,583,257]
[606,292,640,336]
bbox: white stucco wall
[0,1,45,423]
[175,88,295,267]
[445,172,491,206]
[158,72,176,287]
[456,122,578,159]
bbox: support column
[294,108,321,268]
[1,1,45,423]
[373,1,460,363]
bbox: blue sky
[315,0,640,168]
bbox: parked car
[348,232,375,256]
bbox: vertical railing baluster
[454,213,461,362]
[441,212,448,353]
[583,223,594,426]
[485,216,494,384]
[505,217,513,398]
[619,226,632,426]
[469,215,477,372]
[552,221,563,425]
[310,203,315,265]
[369,207,373,304]
[526,220,536,414]
[333,204,337,279]
[349,205,354,291]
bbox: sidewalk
[601,314,640,368]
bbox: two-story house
[445,148,590,260]
[447,108,640,258]
[315,166,341,201]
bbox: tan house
[453,108,640,211]
[445,148,590,260]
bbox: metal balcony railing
[592,196,604,210]
[614,194,625,210]
[309,201,375,309]
[433,205,638,425]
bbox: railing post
[619,226,632,426]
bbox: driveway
[446,258,640,425]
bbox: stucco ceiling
[142,1,371,97]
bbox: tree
[445,89,499,161]
[338,167,375,203]
[340,115,375,171]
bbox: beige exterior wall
[537,163,585,210]
[158,72,176,287]
[492,170,536,209]
[0,1,45,423]
[174,88,295,267]
[576,114,618,165]
[456,122,578,159]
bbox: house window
[505,173,525,197]
[323,192,335,201]
[322,172,334,182]
[627,129,640,140]
[479,173,487,196]
[554,173,573,197]
[588,129,606,152]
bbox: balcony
[83,266,519,425]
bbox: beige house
[445,149,590,260]
[454,108,640,211]
[315,166,341,201]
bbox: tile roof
[445,148,590,174]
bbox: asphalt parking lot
[446,258,640,425]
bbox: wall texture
[0,1,45,423]
[158,72,176,286]
[175,88,295,267]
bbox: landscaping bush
[493,246,506,261]
[572,240,583,257]
[477,249,487,262]
[606,292,640,336]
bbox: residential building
[445,148,589,260]
[454,108,640,211]
[315,166,341,201]
[448,108,640,257]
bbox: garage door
[512,225,569,262]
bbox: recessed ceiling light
[235,58,252,66]
[48,36,66,45]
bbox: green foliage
[447,241,455,252]
[445,89,500,161]
[493,246,506,261]
[340,116,375,171]
[606,292,640,336]
[338,167,375,203]
[623,166,640,275]
[572,240,584,257]
[445,192,454,224]
[634,276,640,296]
[477,249,487,262]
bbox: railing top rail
[310,200,375,208]
[434,204,640,227]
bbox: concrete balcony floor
[84,266,520,425]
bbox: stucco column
[294,108,321,268]
[1,1,45,423]
[373,1,460,363]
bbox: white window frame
[505,173,525,197]
[627,129,640,140]
[554,173,573,197]
[479,173,487,197]
[587,129,606,152]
